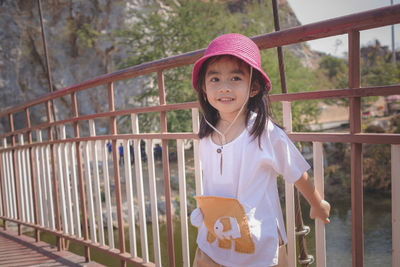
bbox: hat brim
[192,51,272,93]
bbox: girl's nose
[217,81,231,92]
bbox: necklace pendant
[217,147,223,175]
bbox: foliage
[76,23,100,48]
[115,0,323,133]
[318,41,400,109]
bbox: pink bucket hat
[192,33,271,92]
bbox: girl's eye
[232,76,242,81]
[210,77,219,82]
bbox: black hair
[196,55,275,145]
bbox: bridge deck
[0,228,104,267]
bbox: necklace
[203,67,253,176]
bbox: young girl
[190,33,330,267]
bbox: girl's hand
[310,199,331,224]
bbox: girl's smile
[204,56,251,122]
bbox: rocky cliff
[0,0,317,134]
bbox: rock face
[0,0,318,134]
[0,0,148,134]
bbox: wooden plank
[0,229,105,267]
[313,142,326,267]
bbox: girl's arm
[294,172,331,224]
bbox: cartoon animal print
[196,196,255,254]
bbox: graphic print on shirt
[196,196,255,254]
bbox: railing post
[192,108,203,196]
[313,142,326,267]
[108,82,126,267]
[392,145,400,267]
[146,139,162,266]
[8,113,22,235]
[45,100,62,250]
[348,30,363,267]
[283,101,296,267]
[0,143,6,230]
[131,114,149,262]
[71,92,90,262]
[25,108,40,241]
[157,70,175,267]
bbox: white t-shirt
[196,116,310,267]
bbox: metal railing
[1,4,400,267]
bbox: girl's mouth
[218,97,235,102]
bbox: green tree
[115,0,322,133]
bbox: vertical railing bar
[2,139,12,221]
[131,114,149,262]
[8,150,17,220]
[108,82,126,267]
[34,136,44,227]
[313,142,326,267]
[348,30,363,267]
[60,124,74,235]
[71,92,90,261]
[25,108,39,237]
[69,142,81,238]
[157,70,175,267]
[177,139,190,267]
[283,101,296,267]
[392,145,400,267]
[9,113,22,235]
[83,141,97,243]
[56,139,68,234]
[17,134,27,223]
[146,139,161,267]
[191,108,202,196]
[38,131,50,228]
[45,145,56,230]
[60,126,74,235]
[46,100,62,250]
[4,151,11,219]
[0,153,3,219]
[101,140,114,249]
[89,120,105,245]
[123,139,137,258]
[25,147,34,223]
[0,149,6,229]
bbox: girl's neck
[212,113,247,146]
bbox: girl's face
[204,56,254,122]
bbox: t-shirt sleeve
[268,123,311,183]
